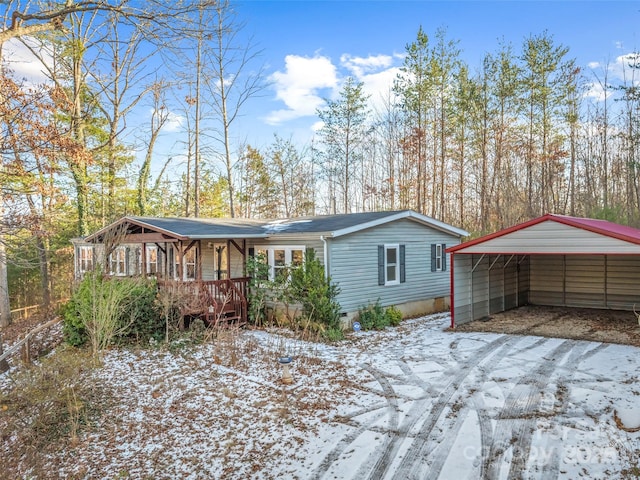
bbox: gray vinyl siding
[452,253,529,325]
[328,218,458,314]
[200,242,245,280]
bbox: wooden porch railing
[157,277,250,327]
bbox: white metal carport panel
[453,255,473,324]
[606,255,640,309]
[565,255,606,307]
[454,221,640,254]
[530,256,565,305]
[471,255,490,320]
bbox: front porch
[157,277,250,327]
[80,216,268,328]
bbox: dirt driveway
[454,305,640,347]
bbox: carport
[447,214,640,328]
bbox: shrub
[289,250,341,330]
[357,301,403,331]
[357,300,385,331]
[323,327,345,342]
[124,278,164,342]
[385,305,403,326]
[62,272,161,355]
[245,253,273,326]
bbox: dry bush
[612,436,640,479]
[0,346,107,477]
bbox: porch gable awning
[85,216,270,243]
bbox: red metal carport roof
[446,214,640,253]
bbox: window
[184,248,197,280]
[386,245,399,284]
[77,246,94,274]
[109,247,127,276]
[169,245,197,280]
[255,246,306,281]
[146,245,158,275]
[378,244,405,286]
[431,243,447,272]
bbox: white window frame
[384,244,400,286]
[435,244,443,272]
[184,248,197,280]
[109,246,127,276]
[146,245,158,275]
[77,245,94,274]
[255,245,306,281]
[172,246,197,281]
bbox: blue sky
[232,0,640,148]
[2,1,639,172]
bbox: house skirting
[340,296,450,327]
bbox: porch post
[178,241,184,280]
[226,240,231,279]
[197,240,203,280]
[242,239,247,276]
[141,243,147,276]
[164,242,169,279]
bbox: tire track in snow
[311,334,518,480]
[480,339,581,479]
[369,335,522,480]
[310,363,399,480]
[535,341,610,479]
[394,338,522,480]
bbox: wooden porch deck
[157,277,249,327]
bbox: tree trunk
[0,232,10,327]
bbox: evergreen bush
[357,301,403,331]
[289,250,341,331]
[62,272,161,352]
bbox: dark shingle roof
[131,217,268,238]
[86,210,468,242]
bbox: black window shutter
[378,245,385,285]
[400,244,406,283]
[442,243,447,271]
[431,244,436,272]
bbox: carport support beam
[450,252,455,329]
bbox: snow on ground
[4,313,640,479]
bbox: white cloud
[360,67,403,109]
[614,52,640,77]
[311,120,324,132]
[265,52,404,130]
[584,81,612,102]
[2,37,51,85]
[265,54,338,125]
[340,53,394,79]
[163,111,185,133]
[339,54,403,113]
[587,52,640,94]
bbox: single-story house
[447,214,640,328]
[72,210,468,324]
